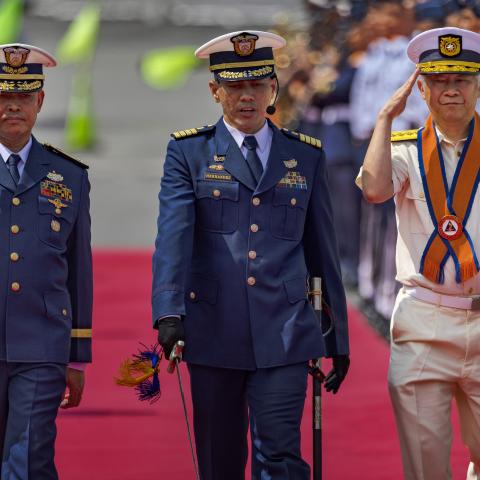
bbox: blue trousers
[0,362,66,480]
[188,362,310,480]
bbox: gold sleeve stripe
[391,129,419,142]
[71,329,92,338]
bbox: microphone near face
[266,105,276,115]
[266,75,279,115]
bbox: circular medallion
[51,219,61,232]
[438,215,463,240]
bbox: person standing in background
[360,27,480,479]
[0,43,93,479]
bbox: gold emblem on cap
[51,219,61,232]
[284,159,297,169]
[230,33,259,57]
[439,35,462,58]
[47,171,64,182]
[3,46,30,68]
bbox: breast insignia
[391,129,419,142]
[43,143,89,169]
[281,128,322,149]
[171,124,215,140]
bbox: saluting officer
[0,44,92,479]
[152,31,349,480]
[360,27,480,479]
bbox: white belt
[404,286,480,311]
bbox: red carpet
[56,251,469,479]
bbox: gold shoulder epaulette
[281,128,322,149]
[391,129,419,142]
[171,124,215,140]
[43,143,89,169]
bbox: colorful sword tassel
[115,343,163,403]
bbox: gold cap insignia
[230,33,259,57]
[284,159,298,169]
[47,171,64,182]
[439,35,462,58]
[4,46,30,68]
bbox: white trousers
[388,287,480,480]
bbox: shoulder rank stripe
[281,128,322,149]
[43,143,89,169]
[171,124,215,140]
[391,129,419,142]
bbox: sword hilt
[167,340,184,374]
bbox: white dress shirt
[0,136,32,178]
[223,118,273,170]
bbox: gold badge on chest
[50,219,61,232]
[283,159,297,169]
[208,164,225,171]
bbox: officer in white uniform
[359,27,480,480]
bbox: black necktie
[7,154,21,185]
[243,135,263,184]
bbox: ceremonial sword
[167,340,200,480]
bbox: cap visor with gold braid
[0,43,57,93]
[408,27,480,74]
[195,30,286,81]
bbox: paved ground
[30,0,306,25]
[27,17,247,246]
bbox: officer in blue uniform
[152,31,349,480]
[0,44,92,479]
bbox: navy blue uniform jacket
[152,119,348,369]
[0,137,92,364]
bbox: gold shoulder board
[43,143,89,169]
[390,129,419,142]
[281,128,322,149]
[171,124,215,140]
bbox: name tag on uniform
[204,172,233,182]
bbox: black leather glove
[324,355,350,394]
[157,316,185,359]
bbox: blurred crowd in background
[272,0,480,329]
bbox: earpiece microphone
[266,75,279,115]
